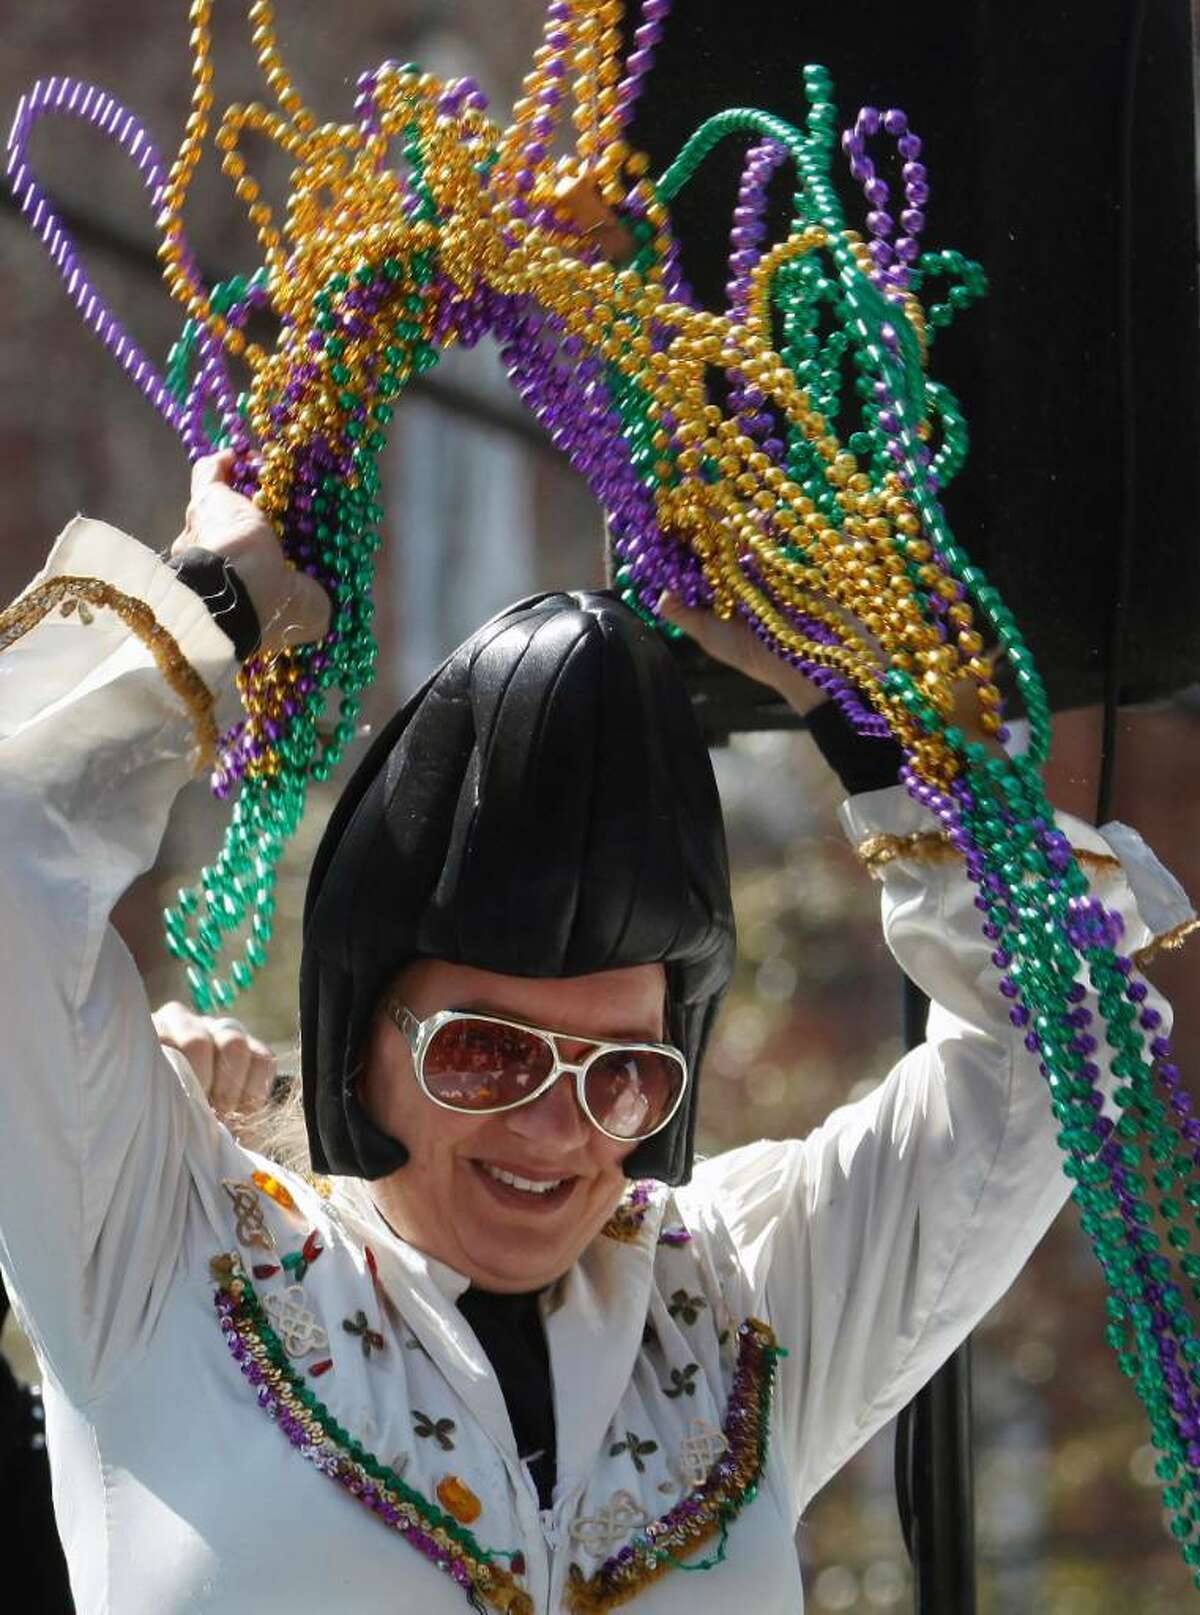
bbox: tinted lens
[422,1018,554,1109]
[584,1049,685,1140]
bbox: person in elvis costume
[0,456,1191,1615]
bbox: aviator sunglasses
[386,1002,689,1143]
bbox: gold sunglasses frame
[385,1002,689,1143]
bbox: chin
[460,1230,573,1292]
[464,1257,562,1293]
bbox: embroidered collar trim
[565,1317,783,1611]
[210,1254,784,1613]
[210,1254,532,1615]
[599,1181,656,1243]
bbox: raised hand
[658,589,1004,752]
[172,452,331,651]
[656,590,855,720]
[152,1000,278,1120]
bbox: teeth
[481,1164,566,1195]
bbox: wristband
[805,698,904,795]
[169,547,261,662]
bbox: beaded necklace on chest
[210,1173,784,1614]
[9,0,1200,1582]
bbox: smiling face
[357,958,668,1292]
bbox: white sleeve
[0,517,239,1402]
[682,782,1191,1518]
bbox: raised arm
[704,784,1185,1512]
[0,460,326,1401]
[664,593,1192,1517]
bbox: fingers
[170,452,333,650]
[152,999,216,1089]
[174,474,254,563]
[657,590,771,680]
[190,450,236,495]
[655,591,687,629]
[171,458,331,650]
[152,1002,277,1120]
[655,591,723,646]
[657,590,835,720]
[209,1022,277,1117]
[182,452,262,542]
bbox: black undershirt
[457,1286,558,1509]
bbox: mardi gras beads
[10,0,1200,1579]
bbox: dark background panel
[625,0,1200,712]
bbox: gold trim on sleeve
[1134,917,1200,971]
[855,830,957,876]
[855,829,1123,881]
[0,574,219,766]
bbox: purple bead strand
[8,78,185,432]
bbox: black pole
[895,975,977,1614]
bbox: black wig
[300,590,734,1185]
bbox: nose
[503,1066,589,1150]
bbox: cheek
[360,1054,482,1164]
[396,1102,494,1172]
[591,1137,636,1186]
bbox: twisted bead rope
[9,0,1200,1579]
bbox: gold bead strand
[491,7,575,198]
[248,0,317,136]
[569,0,604,171]
[745,227,830,344]
[214,103,295,322]
[157,0,218,332]
[591,0,628,202]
